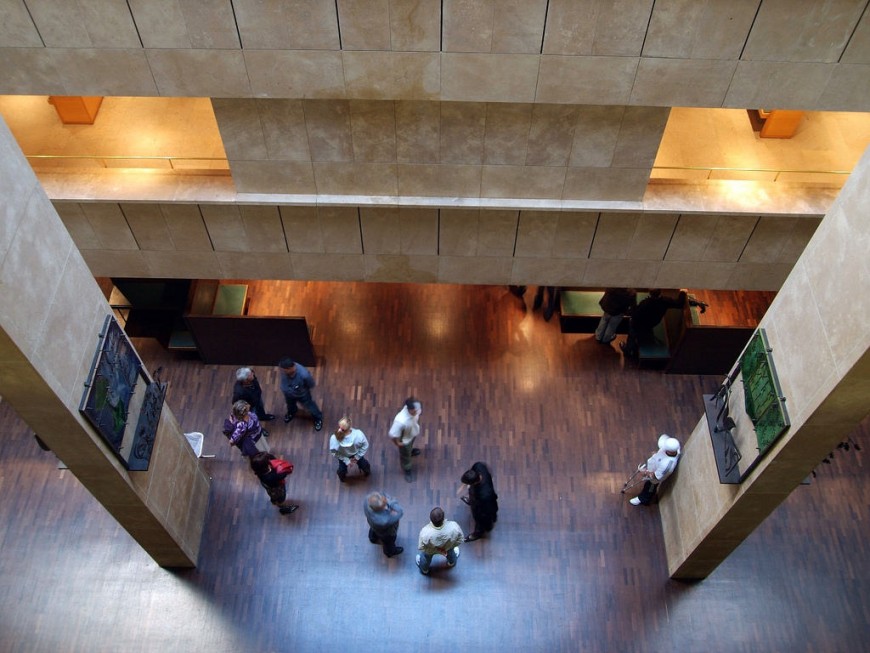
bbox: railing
[651,165,850,187]
[26,154,230,174]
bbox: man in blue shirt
[277,357,323,431]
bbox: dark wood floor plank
[0,281,866,653]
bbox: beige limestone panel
[337,0,391,50]
[211,99,269,160]
[313,162,398,196]
[280,206,322,253]
[54,202,102,249]
[481,165,566,199]
[350,101,398,163]
[526,105,580,166]
[360,207,437,255]
[0,0,43,46]
[161,204,213,251]
[537,56,638,105]
[398,208,438,255]
[1,125,39,256]
[81,249,149,277]
[724,62,833,110]
[292,253,366,281]
[822,64,870,111]
[440,103,486,165]
[173,0,241,49]
[142,250,221,278]
[725,262,793,291]
[439,209,480,256]
[1,189,75,357]
[81,204,138,250]
[643,0,758,60]
[364,254,440,283]
[200,204,246,251]
[626,213,679,261]
[441,54,539,103]
[491,0,549,54]
[590,212,638,260]
[743,0,864,63]
[842,11,870,63]
[318,207,364,254]
[655,260,736,289]
[483,104,533,166]
[233,0,339,49]
[245,50,346,99]
[631,58,736,107]
[121,204,173,251]
[442,0,494,52]
[515,211,559,257]
[147,49,251,98]
[612,106,670,169]
[543,0,653,56]
[568,106,622,168]
[478,210,520,257]
[57,49,158,96]
[396,101,440,163]
[258,100,311,161]
[230,161,317,195]
[396,164,482,197]
[129,0,192,48]
[303,100,354,162]
[778,217,821,263]
[239,206,287,252]
[26,0,140,47]
[552,211,598,259]
[582,258,661,288]
[219,252,293,279]
[0,48,66,95]
[511,257,587,286]
[438,255,513,285]
[389,0,441,52]
[563,167,649,201]
[740,217,795,263]
[704,215,758,262]
[665,214,717,261]
[343,51,440,100]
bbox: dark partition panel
[667,326,755,375]
[185,315,316,366]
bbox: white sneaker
[447,546,460,567]
[629,497,642,506]
[415,554,428,575]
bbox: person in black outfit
[250,451,298,515]
[232,367,275,421]
[595,288,637,344]
[458,462,499,542]
[620,290,687,359]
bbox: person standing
[458,462,499,542]
[232,367,276,421]
[364,492,404,558]
[388,397,422,483]
[278,357,323,431]
[416,507,464,575]
[595,288,636,344]
[328,417,371,482]
[249,451,299,515]
[630,435,681,506]
[223,400,270,457]
[620,290,687,358]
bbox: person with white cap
[629,435,681,506]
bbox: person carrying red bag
[249,451,299,515]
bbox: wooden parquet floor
[0,281,867,653]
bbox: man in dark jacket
[459,462,499,542]
[364,492,404,557]
[232,367,275,421]
[595,288,637,344]
[621,290,687,358]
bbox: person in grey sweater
[364,492,404,558]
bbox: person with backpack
[249,451,298,515]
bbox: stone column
[660,145,870,579]
[0,117,210,568]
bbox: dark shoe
[314,419,323,431]
[279,505,299,515]
[464,533,482,542]
[411,448,421,457]
[260,428,269,438]
[386,547,404,558]
[460,496,470,505]
[262,414,276,422]
[283,413,294,423]
[404,469,414,483]
[363,469,371,477]
[338,475,346,483]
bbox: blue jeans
[284,392,322,421]
[418,547,458,573]
[595,313,624,342]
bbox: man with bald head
[364,492,404,558]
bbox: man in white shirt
[416,507,464,575]
[388,397,422,483]
[630,435,681,506]
[328,417,371,483]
